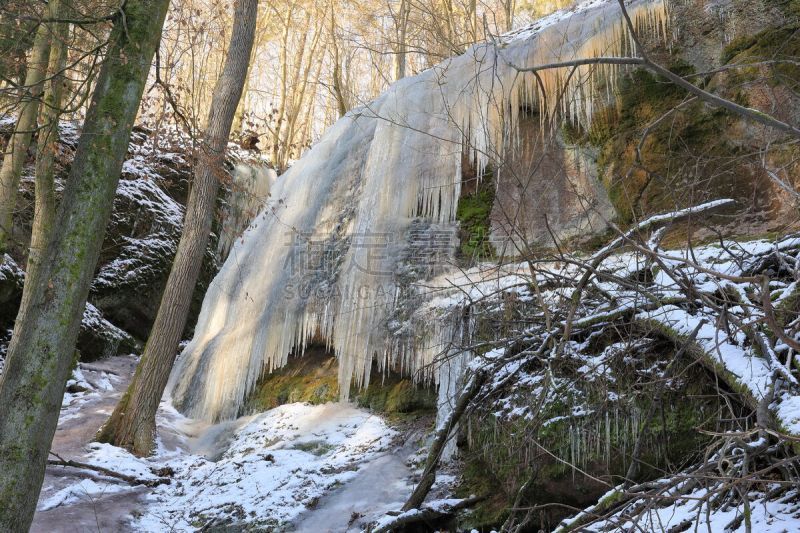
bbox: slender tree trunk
[329,5,348,117]
[26,0,69,292]
[0,0,169,529]
[393,0,409,81]
[0,14,52,253]
[271,6,293,168]
[97,0,258,457]
[283,18,322,161]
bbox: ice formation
[216,164,276,261]
[170,0,670,421]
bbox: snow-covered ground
[33,357,419,532]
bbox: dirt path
[32,355,144,533]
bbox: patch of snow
[38,479,127,512]
[133,402,397,531]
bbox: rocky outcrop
[0,120,269,360]
[489,114,615,252]
[244,346,437,416]
[0,255,138,364]
[481,0,800,256]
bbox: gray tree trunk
[393,0,409,81]
[0,13,52,253]
[97,0,258,457]
[0,0,170,529]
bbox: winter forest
[1,0,800,531]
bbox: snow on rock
[132,402,397,531]
[371,498,472,531]
[418,233,800,437]
[92,177,185,299]
[39,479,128,512]
[0,254,137,364]
[76,302,139,361]
[59,363,125,425]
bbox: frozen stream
[31,356,422,532]
[292,434,419,532]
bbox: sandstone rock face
[489,114,615,251]
[484,0,800,254]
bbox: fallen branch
[47,452,171,487]
[372,495,486,533]
[560,199,735,352]
[401,370,487,511]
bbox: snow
[40,391,401,531]
[579,484,800,532]
[371,497,473,531]
[170,0,669,422]
[60,363,125,424]
[39,479,128,512]
[415,232,800,442]
[132,402,397,530]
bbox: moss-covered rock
[457,170,496,262]
[245,347,437,416]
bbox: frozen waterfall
[216,164,276,262]
[169,0,669,421]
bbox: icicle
[217,164,276,261]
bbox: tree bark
[97,0,258,457]
[402,370,486,511]
[0,13,52,253]
[393,0,409,81]
[0,0,169,529]
[25,0,69,294]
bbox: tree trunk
[96,0,258,457]
[25,0,69,293]
[329,5,348,117]
[393,0,409,81]
[402,370,486,511]
[271,6,294,169]
[0,13,52,253]
[0,0,169,529]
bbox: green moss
[723,26,800,65]
[292,440,334,455]
[456,328,732,530]
[245,349,436,416]
[245,352,340,412]
[247,371,339,411]
[456,171,496,262]
[354,377,436,415]
[456,455,510,529]
[576,59,770,228]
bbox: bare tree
[25,0,70,292]
[97,0,259,456]
[0,4,54,253]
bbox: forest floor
[31,356,434,532]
